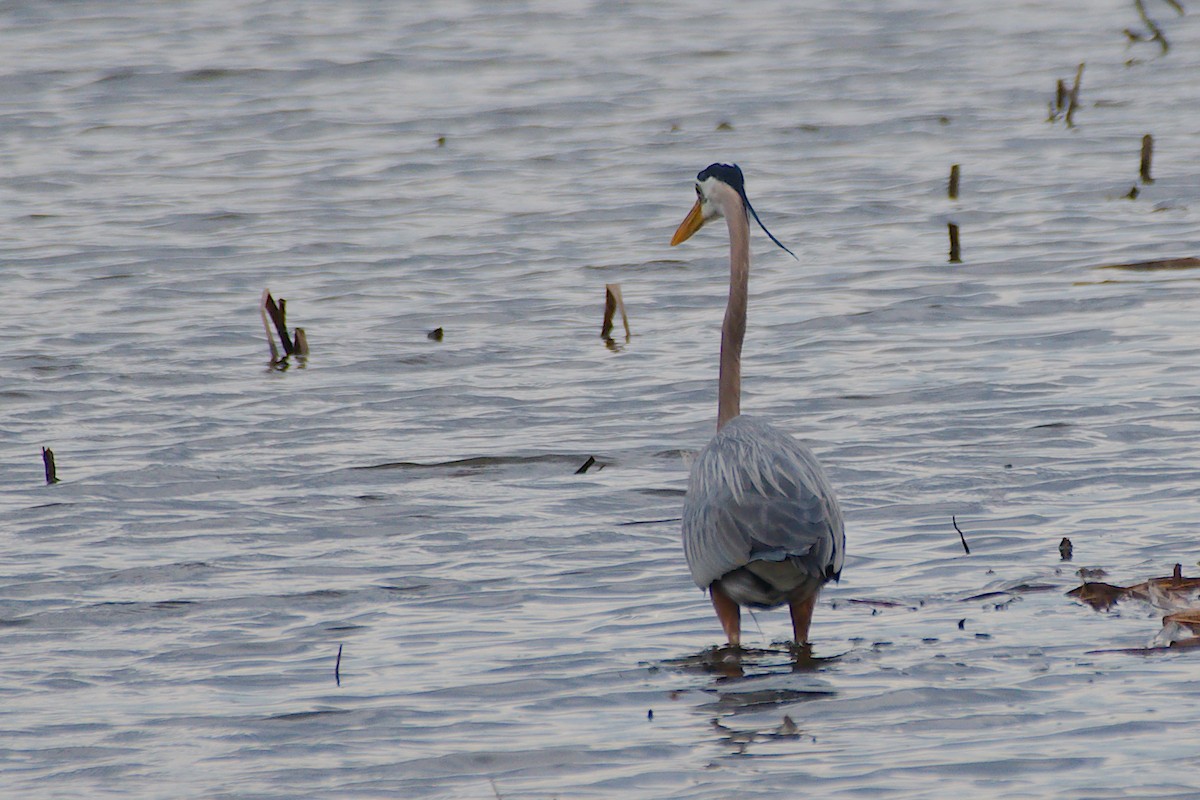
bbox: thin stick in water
[335,643,343,686]
[952,515,970,554]
[1140,134,1154,184]
[42,447,59,484]
[1064,63,1084,128]
[948,164,960,200]
[948,222,961,263]
[575,455,597,474]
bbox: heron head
[670,163,797,259]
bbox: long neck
[717,203,750,430]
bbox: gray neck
[717,203,749,430]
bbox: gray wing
[682,415,844,590]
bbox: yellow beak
[670,199,706,246]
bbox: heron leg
[788,590,818,645]
[710,584,741,647]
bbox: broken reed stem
[601,283,631,341]
[335,643,343,686]
[952,515,970,555]
[1048,78,1067,122]
[1134,0,1170,53]
[601,289,616,338]
[261,290,294,357]
[270,296,294,355]
[1140,134,1154,183]
[948,164,960,200]
[41,447,59,484]
[261,289,306,361]
[1064,63,1084,128]
[260,289,281,362]
[948,222,961,263]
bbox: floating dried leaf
[1067,581,1127,611]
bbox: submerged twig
[574,455,598,475]
[951,515,970,554]
[335,643,343,686]
[947,223,961,263]
[947,164,960,200]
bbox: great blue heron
[670,163,845,648]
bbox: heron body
[671,163,845,647]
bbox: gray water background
[5,1,1200,797]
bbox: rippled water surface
[6,1,1200,797]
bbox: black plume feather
[697,163,797,260]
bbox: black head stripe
[697,162,745,194]
[697,162,797,260]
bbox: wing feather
[682,415,844,590]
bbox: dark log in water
[1097,257,1200,271]
[41,447,58,484]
